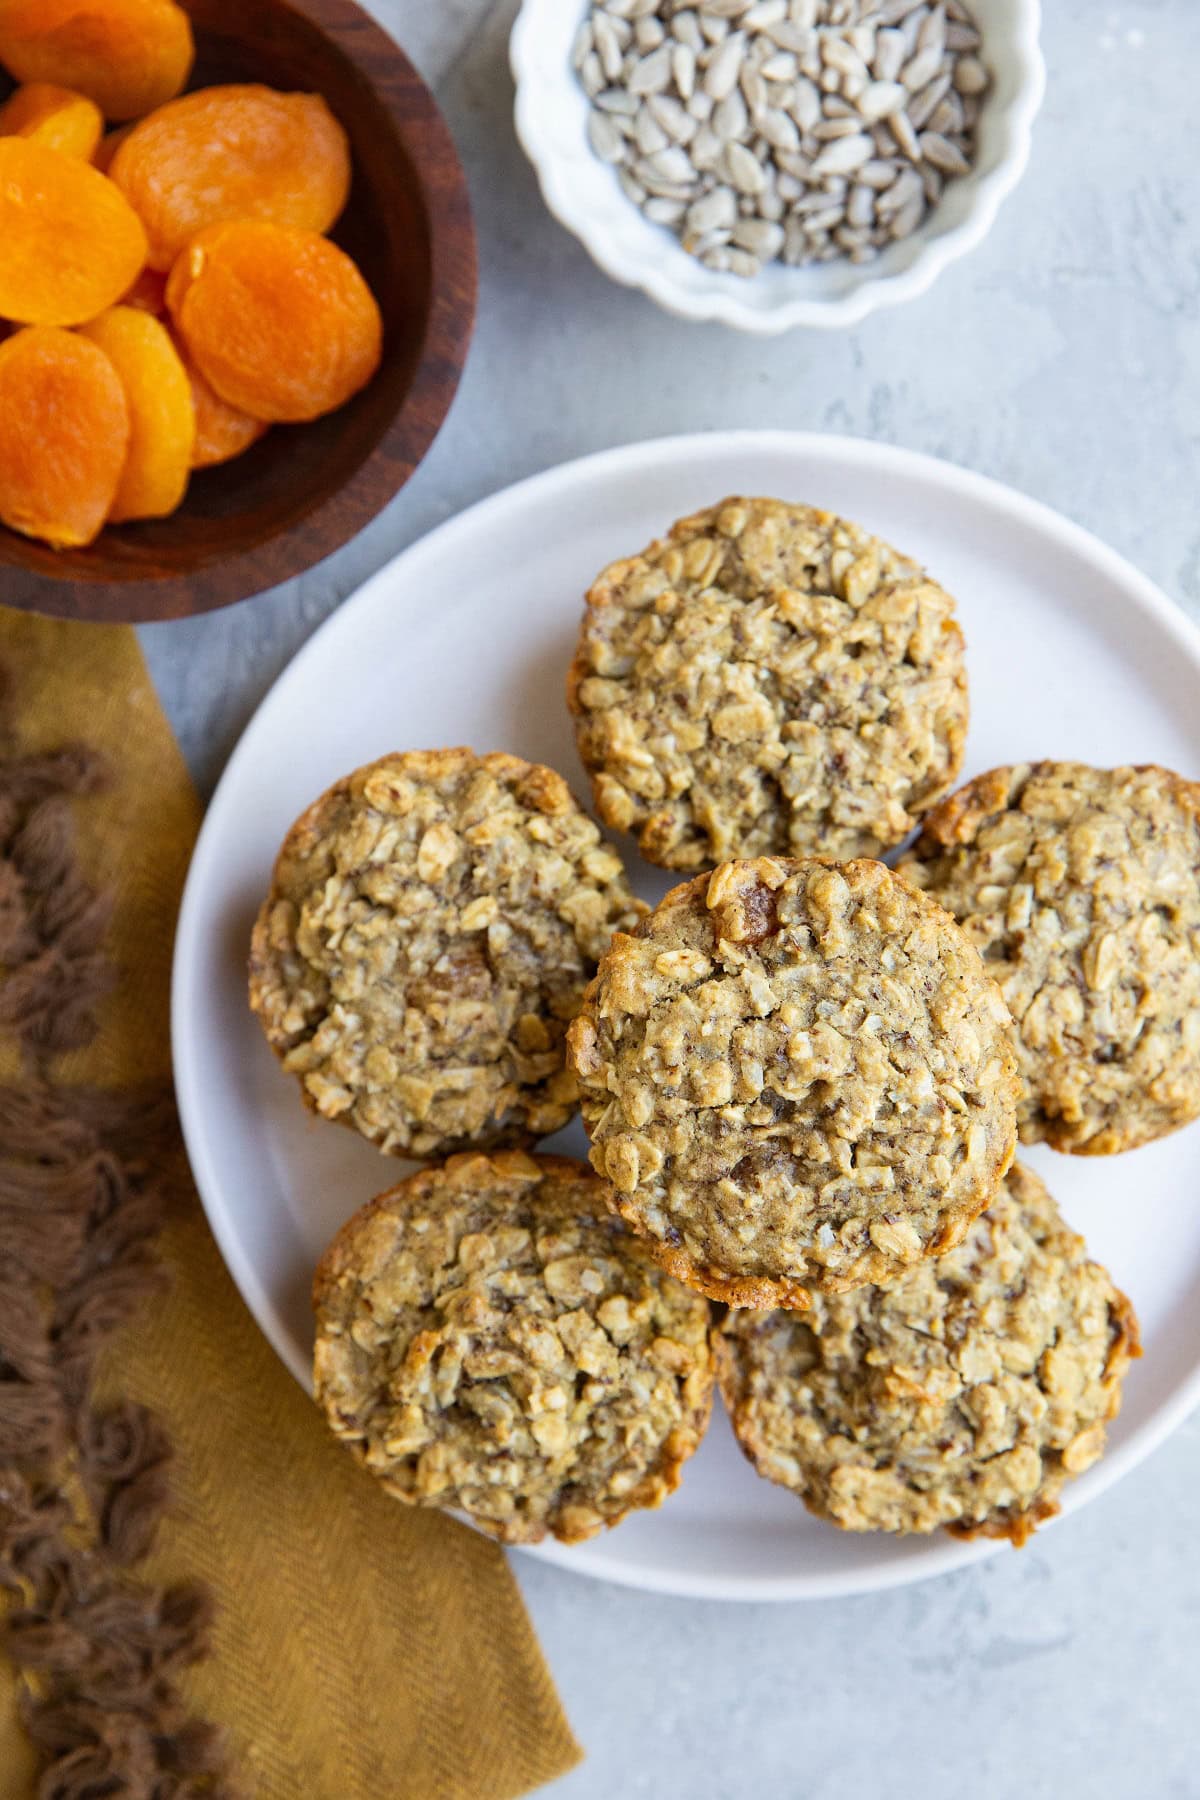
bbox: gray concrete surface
[141,2,1200,1794]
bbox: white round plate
[173,431,1200,1603]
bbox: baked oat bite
[566,855,1019,1308]
[312,1152,715,1545]
[716,1162,1140,1545]
[899,762,1200,1154]
[567,497,968,870]
[249,748,645,1159]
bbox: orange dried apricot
[0,0,194,122]
[0,326,129,547]
[79,305,193,520]
[166,222,382,424]
[122,267,167,315]
[111,84,352,273]
[170,333,267,468]
[0,82,102,159]
[0,139,147,326]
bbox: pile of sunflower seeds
[573,0,989,277]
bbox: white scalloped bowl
[510,0,1044,333]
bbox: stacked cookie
[249,497,1192,1552]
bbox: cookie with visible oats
[249,748,645,1159]
[312,1152,715,1545]
[899,762,1200,1155]
[567,497,968,870]
[716,1162,1140,1545]
[566,855,1019,1309]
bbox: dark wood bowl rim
[0,0,477,624]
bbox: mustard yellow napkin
[0,609,581,1799]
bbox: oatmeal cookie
[899,762,1200,1154]
[716,1162,1140,1544]
[249,749,645,1159]
[566,856,1019,1307]
[567,497,968,870]
[312,1151,715,1544]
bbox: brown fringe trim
[0,704,239,1797]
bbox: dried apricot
[166,222,382,424]
[0,139,147,326]
[111,84,352,273]
[0,82,102,159]
[170,333,267,468]
[0,326,129,547]
[79,305,193,520]
[0,0,194,121]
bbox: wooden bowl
[0,0,477,622]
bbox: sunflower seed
[578,0,986,277]
[725,139,768,192]
[918,5,946,54]
[919,129,969,174]
[888,108,921,159]
[650,92,697,139]
[672,42,697,96]
[872,27,907,79]
[673,10,703,50]
[690,123,723,167]
[628,45,673,92]
[635,105,670,154]
[857,78,906,120]
[744,0,788,25]
[686,184,739,234]
[811,131,872,173]
[595,87,641,114]
[760,106,800,150]
[814,113,868,139]
[741,63,767,115]
[767,19,815,50]
[593,11,624,79]
[876,165,923,212]
[733,214,785,256]
[929,94,963,135]
[902,45,944,91]
[846,181,875,225]
[822,36,869,83]
[907,70,952,128]
[790,75,822,129]
[587,109,627,162]
[953,54,988,93]
[705,34,746,98]
[889,193,924,237]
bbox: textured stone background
[142,3,1200,1794]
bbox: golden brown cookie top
[249,747,645,1160]
[716,1162,1139,1543]
[567,855,1019,1307]
[312,1151,714,1545]
[568,497,968,870]
[900,761,1200,1154]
